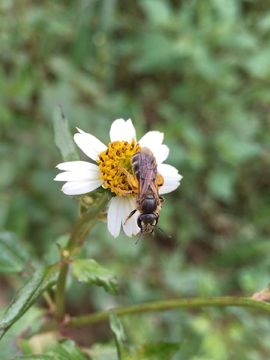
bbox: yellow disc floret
[97,140,141,197]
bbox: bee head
[138,213,158,233]
[135,214,158,244]
[135,213,171,244]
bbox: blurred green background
[1,0,270,359]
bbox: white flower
[54,119,182,238]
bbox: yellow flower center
[97,140,141,197]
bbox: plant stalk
[41,296,270,332]
[67,193,110,251]
[54,193,110,322]
[55,263,69,321]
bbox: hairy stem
[41,296,270,332]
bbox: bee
[121,147,171,244]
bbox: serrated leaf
[0,232,31,274]
[0,264,60,340]
[132,342,181,360]
[72,259,118,295]
[53,104,79,162]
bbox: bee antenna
[135,231,143,244]
[156,226,171,238]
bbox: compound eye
[141,214,157,223]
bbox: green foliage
[53,104,79,162]
[72,259,118,295]
[131,342,181,360]
[0,0,270,359]
[110,312,128,359]
[108,312,181,360]
[0,264,60,340]
[0,307,44,360]
[16,339,88,360]
[0,232,31,274]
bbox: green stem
[67,193,110,251]
[43,291,56,312]
[40,296,270,332]
[68,296,270,327]
[54,193,111,322]
[55,264,69,321]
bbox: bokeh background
[1,0,270,359]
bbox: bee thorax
[140,194,157,213]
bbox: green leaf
[47,339,88,360]
[0,264,60,340]
[16,339,88,360]
[72,259,118,295]
[0,232,31,274]
[132,342,181,360]
[110,312,125,344]
[87,343,118,360]
[0,307,44,360]
[52,104,79,162]
[110,312,130,360]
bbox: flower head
[54,119,182,238]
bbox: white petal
[158,163,180,176]
[109,119,136,143]
[161,177,182,186]
[56,161,99,171]
[158,164,182,195]
[139,131,164,152]
[107,196,124,238]
[159,184,181,195]
[54,169,101,182]
[61,179,103,195]
[153,145,170,164]
[122,197,140,237]
[124,119,137,143]
[74,128,107,161]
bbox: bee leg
[112,187,134,196]
[120,167,138,190]
[124,209,137,225]
[159,196,165,204]
[120,167,130,176]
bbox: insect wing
[137,148,157,199]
